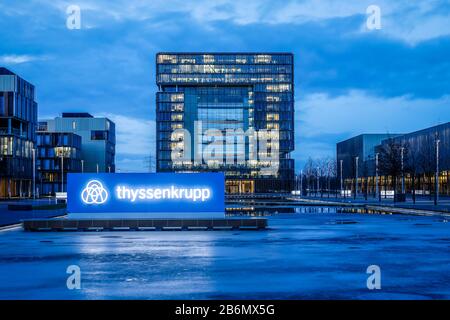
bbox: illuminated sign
[67,173,225,218]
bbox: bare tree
[378,136,409,201]
[303,157,316,196]
[324,157,337,198]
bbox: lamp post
[340,159,343,198]
[375,152,380,202]
[300,169,303,197]
[96,163,99,174]
[355,156,359,199]
[81,159,84,173]
[32,148,36,200]
[401,147,405,195]
[435,138,440,205]
[60,154,64,193]
[317,166,320,197]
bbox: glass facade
[336,123,450,196]
[43,114,116,173]
[36,132,82,195]
[156,53,295,193]
[0,68,37,198]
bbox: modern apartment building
[41,113,115,173]
[0,67,37,198]
[156,53,295,193]
[36,131,82,195]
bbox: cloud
[298,90,450,136]
[293,90,450,166]
[28,0,450,44]
[0,54,48,64]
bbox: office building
[41,113,115,173]
[0,67,37,198]
[36,130,82,195]
[156,53,295,193]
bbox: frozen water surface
[0,211,449,299]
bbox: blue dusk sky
[1,0,449,172]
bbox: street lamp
[401,147,405,194]
[32,148,36,200]
[60,154,64,192]
[340,159,343,198]
[355,156,359,199]
[317,166,320,196]
[300,169,303,197]
[375,152,380,202]
[435,138,440,205]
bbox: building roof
[156,52,294,56]
[62,112,94,118]
[0,67,15,75]
[337,133,402,145]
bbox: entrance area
[226,180,254,194]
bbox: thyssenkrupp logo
[81,180,108,204]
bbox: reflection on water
[226,205,339,216]
[226,204,438,217]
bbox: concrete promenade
[291,194,450,216]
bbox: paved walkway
[294,195,450,214]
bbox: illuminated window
[171,104,183,112]
[266,96,281,102]
[158,55,177,64]
[170,94,184,102]
[266,84,290,92]
[171,114,183,121]
[254,55,272,64]
[266,123,279,130]
[203,55,215,63]
[171,123,183,130]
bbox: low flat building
[375,122,450,196]
[336,123,450,196]
[337,134,401,181]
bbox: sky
[0,0,449,172]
